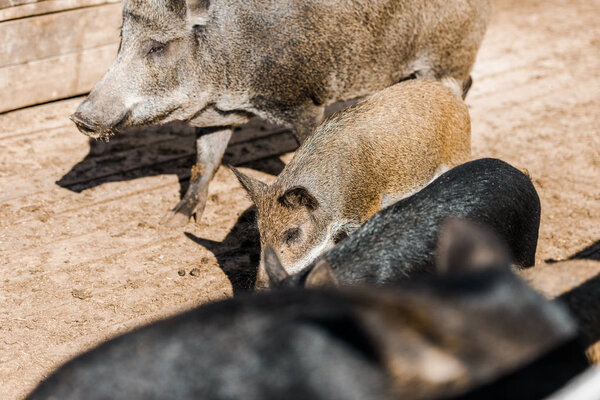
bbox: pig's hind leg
[161,127,233,228]
[286,103,326,144]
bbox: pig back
[283,79,470,223]
[217,0,489,107]
[323,158,541,283]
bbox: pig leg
[161,127,233,228]
[288,104,325,143]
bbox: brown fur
[518,259,600,363]
[234,79,471,283]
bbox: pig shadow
[56,120,297,295]
[56,104,360,293]
[56,101,357,195]
[566,240,600,262]
[56,121,290,197]
[546,240,600,263]
[185,207,260,295]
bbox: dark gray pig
[26,220,583,400]
[70,0,490,227]
[265,158,541,289]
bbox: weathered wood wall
[0,0,121,113]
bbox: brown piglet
[232,79,471,287]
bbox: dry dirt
[1,0,599,398]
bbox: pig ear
[436,218,512,273]
[263,247,289,286]
[305,259,338,288]
[279,186,319,210]
[352,296,468,389]
[186,0,211,26]
[230,166,267,205]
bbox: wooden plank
[0,0,37,10]
[0,3,120,68]
[0,43,117,112]
[0,0,118,22]
[0,97,81,138]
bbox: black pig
[265,158,541,288]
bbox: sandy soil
[1,0,599,398]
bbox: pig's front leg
[161,127,233,228]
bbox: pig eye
[282,228,301,245]
[147,41,166,55]
[333,231,348,245]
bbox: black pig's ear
[352,293,468,392]
[305,259,338,288]
[186,0,211,26]
[436,218,512,273]
[263,247,289,287]
[230,166,267,205]
[279,186,319,210]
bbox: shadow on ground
[567,240,600,262]
[56,122,197,194]
[56,120,297,294]
[185,207,260,295]
[55,100,359,195]
[546,240,600,263]
[55,102,364,294]
[56,121,292,197]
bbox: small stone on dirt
[71,288,92,300]
[177,269,186,276]
[190,268,201,276]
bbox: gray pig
[26,220,585,400]
[70,0,490,227]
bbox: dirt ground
[1,0,599,398]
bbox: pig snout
[70,94,130,139]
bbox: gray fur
[71,0,490,225]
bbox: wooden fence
[0,0,121,113]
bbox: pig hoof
[160,210,191,228]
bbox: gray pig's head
[72,0,226,138]
[231,168,342,286]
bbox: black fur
[27,290,393,400]
[27,257,580,400]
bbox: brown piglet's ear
[279,186,319,210]
[305,259,338,288]
[230,166,267,205]
[263,247,289,287]
[436,218,512,273]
